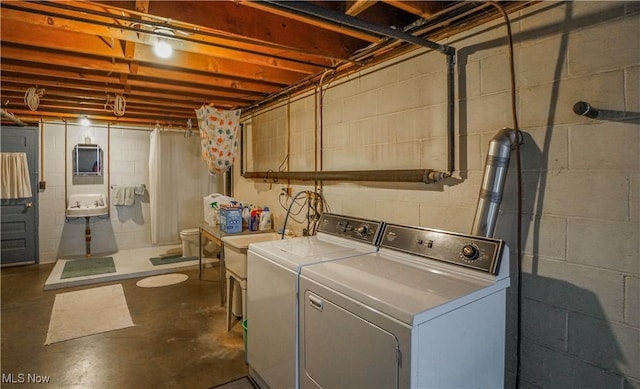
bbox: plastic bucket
[242,319,248,363]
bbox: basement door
[1,126,39,266]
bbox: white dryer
[246,213,384,389]
[298,223,511,389]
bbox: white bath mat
[136,273,189,288]
[45,284,135,345]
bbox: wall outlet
[39,181,46,190]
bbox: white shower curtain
[148,129,179,245]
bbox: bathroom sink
[66,194,108,217]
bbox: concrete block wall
[37,123,213,263]
[235,1,639,387]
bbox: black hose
[491,2,523,387]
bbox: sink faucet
[73,201,81,208]
[94,199,104,207]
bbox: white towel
[1,152,33,199]
[134,185,145,195]
[112,186,136,206]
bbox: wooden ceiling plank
[346,1,378,16]
[1,46,130,74]
[1,80,259,109]
[0,91,194,116]
[382,1,451,19]
[236,1,378,44]
[111,0,367,59]
[1,4,335,72]
[134,0,149,14]
[1,79,259,108]
[1,68,267,101]
[37,0,356,62]
[1,19,310,85]
[1,60,281,95]
[4,108,190,127]
[0,89,228,116]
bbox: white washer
[247,213,384,389]
[298,223,511,389]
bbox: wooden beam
[0,60,281,95]
[0,20,311,85]
[345,0,378,16]
[95,0,368,59]
[0,6,331,74]
[382,1,452,19]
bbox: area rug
[210,376,258,389]
[60,257,115,279]
[136,273,189,288]
[45,284,135,345]
[149,255,197,266]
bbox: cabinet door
[301,290,399,389]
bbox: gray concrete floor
[1,263,248,388]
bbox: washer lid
[299,251,509,325]
[248,234,378,271]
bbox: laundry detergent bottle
[259,207,272,230]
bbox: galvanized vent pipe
[471,128,522,238]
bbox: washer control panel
[381,223,504,274]
[318,213,384,246]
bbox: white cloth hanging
[112,186,135,206]
[1,152,33,199]
[148,129,179,245]
[195,105,241,175]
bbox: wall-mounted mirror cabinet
[73,144,102,176]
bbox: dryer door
[301,291,399,389]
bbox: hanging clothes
[195,105,241,175]
[1,152,33,199]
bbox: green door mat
[149,255,197,266]
[61,257,116,279]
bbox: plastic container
[259,207,272,230]
[219,206,242,233]
[242,206,250,229]
[249,209,262,231]
[203,193,234,226]
[242,319,248,362]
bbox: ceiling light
[153,28,175,59]
[80,116,91,127]
[154,38,173,58]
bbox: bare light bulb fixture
[153,29,174,59]
[80,116,91,127]
[154,38,173,58]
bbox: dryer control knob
[462,244,480,260]
[354,224,368,237]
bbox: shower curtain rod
[36,119,192,133]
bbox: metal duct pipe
[222,169,233,197]
[572,101,600,119]
[243,169,450,184]
[471,128,522,238]
[261,0,455,55]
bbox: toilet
[179,228,200,257]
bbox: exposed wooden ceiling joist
[0,0,534,127]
